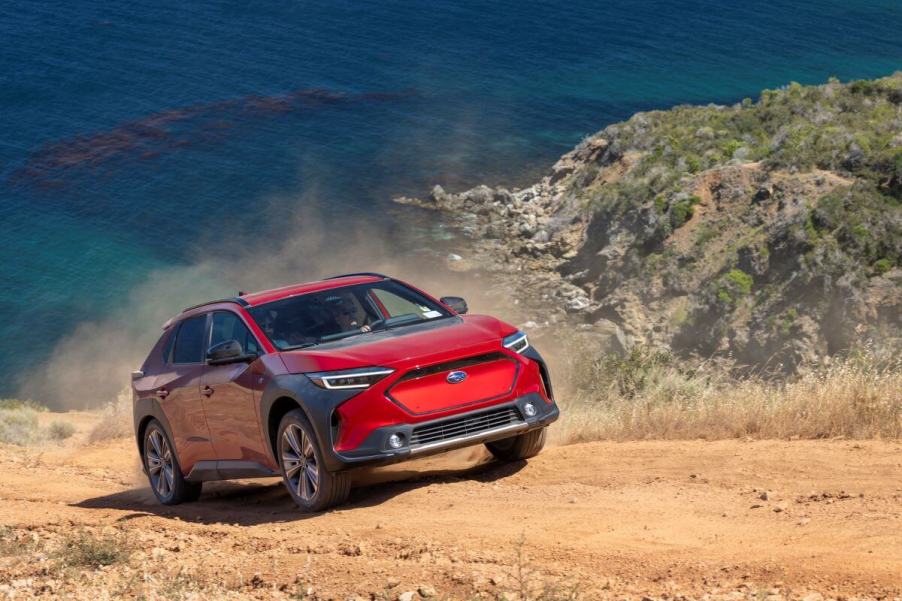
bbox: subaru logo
[446,370,468,384]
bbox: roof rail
[324,272,390,280]
[182,296,249,313]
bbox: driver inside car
[327,294,372,333]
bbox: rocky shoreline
[397,74,902,371]
[394,143,632,353]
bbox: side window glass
[211,312,260,355]
[162,329,177,363]
[172,315,207,364]
[371,288,429,318]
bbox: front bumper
[330,392,559,468]
[260,344,559,472]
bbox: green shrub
[725,268,753,295]
[54,530,130,568]
[0,407,41,445]
[48,420,76,441]
[874,257,894,274]
[0,399,46,411]
[670,195,701,229]
[715,268,754,306]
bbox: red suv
[132,273,558,511]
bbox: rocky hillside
[398,74,902,371]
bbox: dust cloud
[18,198,520,410]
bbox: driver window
[210,312,261,356]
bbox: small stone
[773,504,786,513]
[447,253,463,262]
[797,517,811,526]
[418,585,437,598]
[386,577,401,589]
[758,491,769,501]
[566,297,591,311]
[750,504,763,509]
[398,592,416,601]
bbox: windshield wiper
[319,329,369,343]
[282,341,319,351]
[372,313,426,332]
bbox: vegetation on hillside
[556,73,902,370]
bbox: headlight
[502,331,529,354]
[308,368,394,390]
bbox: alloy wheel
[282,423,319,501]
[146,429,175,499]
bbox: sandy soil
[1,413,901,600]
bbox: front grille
[395,352,509,383]
[410,406,523,447]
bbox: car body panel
[154,363,217,470]
[201,360,269,464]
[387,354,518,414]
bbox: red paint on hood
[278,314,516,374]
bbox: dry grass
[88,388,133,443]
[0,400,79,445]
[0,405,42,445]
[552,339,902,443]
[53,529,131,569]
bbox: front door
[200,311,267,463]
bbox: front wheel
[485,427,547,461]
[277,410,351,512]
[143,419,202,505]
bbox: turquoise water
[2,0,902,399]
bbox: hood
[278,314,517,374]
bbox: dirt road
[1,413,900,599]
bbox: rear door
[155,313,217,471]
[200,311,268,462]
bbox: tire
[143,419,203,505]
[277,409,351,512]
[485,427,547,461]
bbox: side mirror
[440,296,468,315]
[207,340,249,365]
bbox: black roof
[182,296,249,313]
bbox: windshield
[246,280,452,350]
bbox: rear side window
[161,329,176,363]
[172,315,207,364]
[210,312,261,356]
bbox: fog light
[523,402,537,417]
[388,433,404,449]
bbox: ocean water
[1,0,901,400]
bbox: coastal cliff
[398,74,902,371]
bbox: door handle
[155,388,169,399]
[201,386,214,397]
